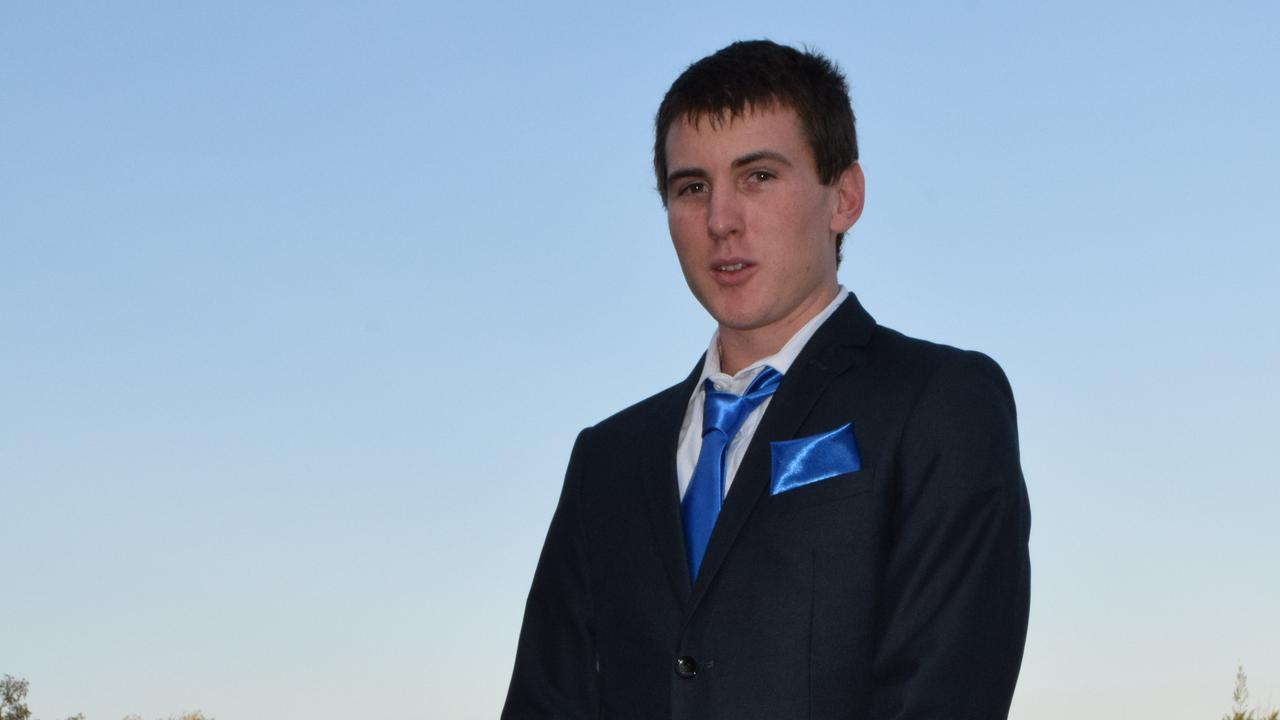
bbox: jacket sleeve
[869,351,1032,720]
[501,428,600,720]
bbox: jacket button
[675,655,697,679]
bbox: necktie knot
[702,365,783,438]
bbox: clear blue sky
[2,2,1277,718]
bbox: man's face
[664,105,862,351]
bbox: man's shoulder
[866,323,1018,436]
[868,323,1009,384]
[802,292,1012,394]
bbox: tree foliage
[1,675,33,720]
[1225,665,1279,720]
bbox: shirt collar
[699,286,850,392]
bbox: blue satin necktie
[682,365,783,582]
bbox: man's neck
[716,285,840,376]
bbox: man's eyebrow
[666,167,708,188]
[732,150,793,168]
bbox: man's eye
[749,170,775,183]
[678,181,708,196]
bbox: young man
[503,40,1030,720]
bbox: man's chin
[710,307,774,335]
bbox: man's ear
[830,163,865,235]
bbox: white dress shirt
[676,287,850,500]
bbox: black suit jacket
[503,294,1031,720]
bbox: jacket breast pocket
[757,466,876,548]
[765,465,875,514]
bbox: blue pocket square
[770,423,862,495]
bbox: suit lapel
[685,294,877,615]
[640,358,703,606]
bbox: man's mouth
[710,259,756,285]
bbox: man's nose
[706,188,744,240]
